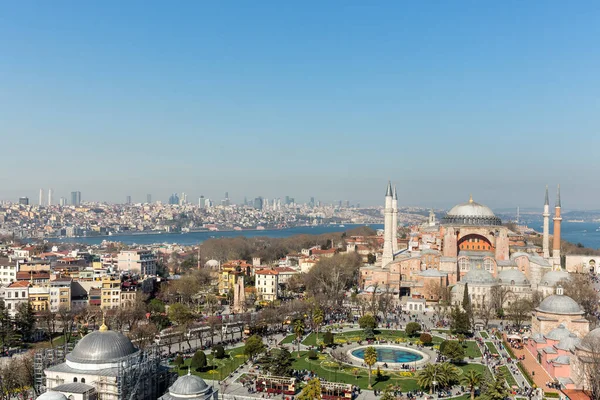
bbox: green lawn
[280,334,296,344]
[290,350,487,391]
[517,362,534,386]
[499,366,518,387]
[172,346,247,381]
[479,331,489,339]
[302,330,443,347]
[485,342,499,355]
[447,340,481,358]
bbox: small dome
[536,294,582,315]
[498,269,529,285]
[462,268,497,285]
[540,270,570,287]
[419,269,447,278]
[37,392,68,400]
[67,329,138,364]
[551,355,571,365]
[556,333,581,351]
[579,328,600,351]
[170,374,210,396]
[545,324,572,341]
[442,197,502,226]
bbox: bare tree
[57,305,76,345]
[475,295,495,330]
[559,275,600,327]
[579,336,600,399]
[38,309,58,347]
[506,298,532,330]
[490,286,513,311]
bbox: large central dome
[442,196,502,226]
[67,328,139,364]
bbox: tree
[307,349,318,359]
[506,298,533,330]
[416,364,439,394]
[293,319,305,356]
[191,350,207,371]
[475,295,495,330]
[0,301,14,351]
[462,283,474,330]
[420,333,433,345]
[461,369,483,400]
[39,309,58,346]
[304,253,362,306]
[323,331,335,346]
[212,344,225,359]
[244,334,266,359]
[174,355,184,369]
[560,275,600,325]
[405,322,421,337]
[380,385,397,400]
[416,363,459,393]
[128,322,159,350]
[263,348,293,377]
[490,285,513,312]
[481,371,510,400]
[312,307,324,344]
[358,314,377,330]
[441,340,465,363]
[57,305,77,345]
[297,378,321,400]
[14,302,35,342]
[167,303,194,326]
[450,305,471,335]
[363,346,378,389]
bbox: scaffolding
[33,342,74,394]
[116,345,175,400]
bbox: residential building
[0,258,17,284]
[117,250,157,276]
[255,269,279,302]
[101,277,121,310]
[4,281,30,316]
[50,278,72,312]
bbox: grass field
[280,334,296,344]
[447,340,482,358]
[499,366,518,387]
[302,329,444,347]
[485,342,499,355]
[172,345,247,381]
[479,331,489,339]
[290,350,487,390]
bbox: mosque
[37,319,178,400]
[359,183,565,309]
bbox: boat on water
[339,224,345,227]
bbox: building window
[73,378,77,382]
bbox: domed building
[36,391,68,400]
[159,371,217,400]
[530,286,589,339]
[42,322,172,400]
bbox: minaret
[542,185,550,259]
[552,185,562,267]
[392,185,399,253]
[382,181,394,267]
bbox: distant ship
[567,219,585,223]
[339,224,345,227]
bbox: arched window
[483,258,494,273]
[81,378,85,383]
[73,378,77,383]
[459,258,469,272]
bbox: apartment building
[0,257,17,284]
[255,269,279,302]
[117,250,157,276]
[4,281,29,316]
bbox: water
[552,222,600,250]
[351,346,423,363]
[49,224,385,246]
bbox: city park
[167,300,535,400]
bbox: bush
[174,355,184,368]
[323,331,335,346]
[212,345,225,359]
[441,340,465,363]
[190,350,207,370]
[405,322,421,337]
[307,349,318,359]
[359,314,377,330]
[419,333,433,345]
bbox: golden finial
[469,194,473,204]
[99,313,108,332]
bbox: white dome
[37,392,68,400]
[67,328,138,364]
[462,268,497,285]
[205,259,219,268]
[540,270,570,287]
[442,197,502,226]
[170,374,210,396]
[556,333,581,351]
[536,295,582,315]
[498,269,529,285]
[545,324,572,341]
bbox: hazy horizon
[2,2,599,209]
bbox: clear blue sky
[1,1,599,209]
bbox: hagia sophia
[359,183,566,309]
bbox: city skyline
[2,2,600,208]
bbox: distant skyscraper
[169,193,179,205]
[199,195,205,208]
[338,200,342,208]
[345,200,350,208]
[71,191,81,206]
[39,188,44,206]
[180,192,187,205]
[285,196,290,205]
[59,197,66,206]
[147,194,152,204]
[48,189,53,206]
[253,197,263,210]
[309,197,315,207]
[126,195,132,204]
[19,197,29,206]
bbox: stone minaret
[542,185,550,259]
[382,181,394,267]
[552,185,562,267]
[392,185,399,253]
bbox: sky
[1,1,599,209]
